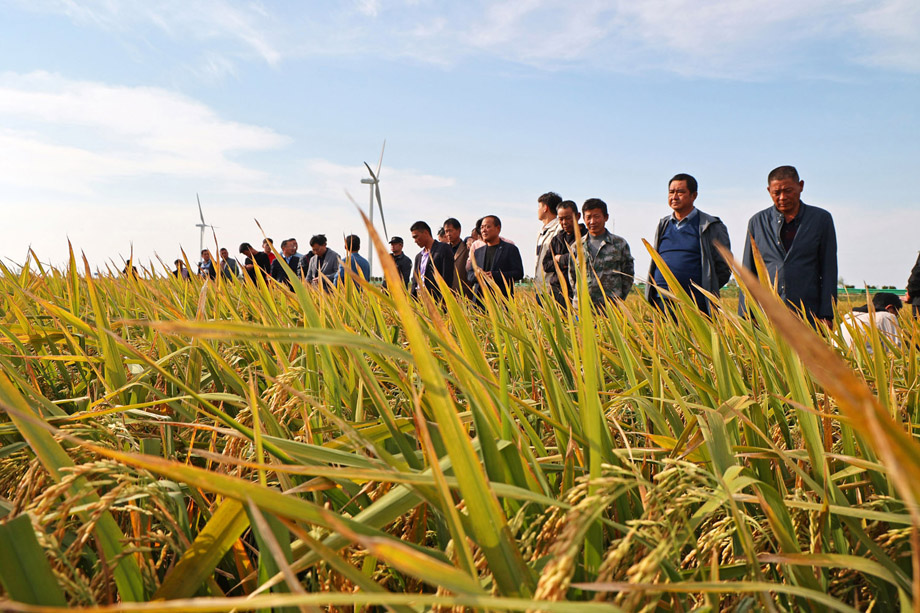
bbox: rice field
[0,235,918,612]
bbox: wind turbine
[360,140,388,278]
[195,193,216,255]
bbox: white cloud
[0,73,465,273]
[12,1,920,76]
[16,0,282,65]
[854,0,920,71]
[0,71,287,191]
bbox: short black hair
[239,242,253,254]
[538,192,563,215]
[443,217,461,231]
[309,234,327,247]
[174,259,183,266]
[437,227,446,237]
[854,292,903,313]
[482,215,501,229]
[280,239,290,249]
[768,165,800,183]
[263,238,273,244]
[410,221,431,234]
[582,198,608,216]
[557,200,578,213]
[345,234,360,251]
[669,173,698,194]
[201,249,209,254]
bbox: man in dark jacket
[468,215,524,300]
[239,242,270,283]
[646,174,731,315]
[739,165,837,324]
[443,218,471,296]
[384,236,412,290]
[410,221,455,301]
[905,253,920,316]
[543,200,585,305]
[271,239,301,289]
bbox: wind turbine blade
[375,183,388,240]
[197,193,205,224]
[363,161,377,182]
[375,139,386,179]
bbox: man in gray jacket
[304,234,341,290]
[646,173,731,314]
[739,165,837,325]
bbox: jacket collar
[770,201,807,224]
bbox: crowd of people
[169,164,917,351]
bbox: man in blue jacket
[740,165,837,325]
[335,234,371,288]
[468,215,524,300]
[646,173,731,315]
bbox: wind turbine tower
[360,140,389,278]
[195,193,216,255]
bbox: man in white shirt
[534,191,562,295]
[840,292,902,352]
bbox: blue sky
[1,0,918,285]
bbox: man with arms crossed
[646,173,731,315]
[569,199,634,309]
[740,165,837,325]
[544,200,585,305]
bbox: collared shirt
[419,249,430,278]
[670,206,699,228]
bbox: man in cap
[385,236,412,289]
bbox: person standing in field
[410,221,455,301]
[739,165,837,325]
[568,198,634,309]
[305,234,341,290]
[384,236,412,290]
[545,200,586,305]
[904,253,920,316]
[219,247,240,281]
[239,242,270,283]
[534,191,562,299]
[335,234,371,288]
[468,215,524,300]
[198,249,217,280]
[443,218,471,295]
[271,239,301,289]
[262,238,276,266]
[172,259,190,280]
[645,173,731,315]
